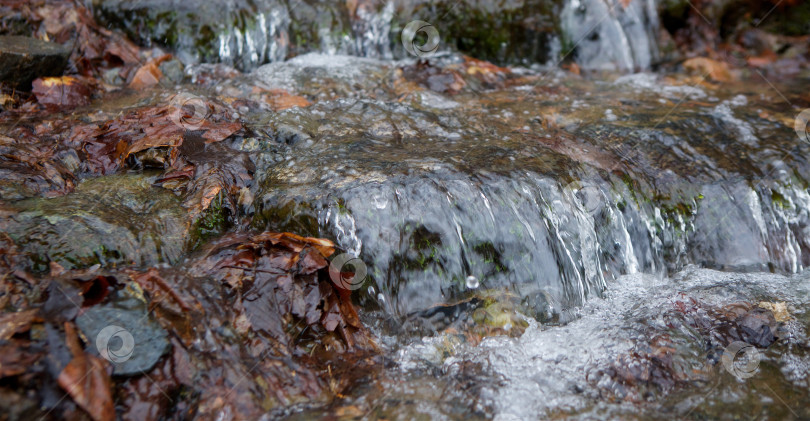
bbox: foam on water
[391,267,810,418]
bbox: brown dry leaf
[129,61,163,90]
[261,90,311,111]
[57,322,115,421]
[758,301,790,322]
[682,57,733,82]
[747,52,778,68]
[563,62,581,75]
[32,76,92,109]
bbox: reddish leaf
[128,61,163,90]
[57,322,115,421]
[32,76,92,109]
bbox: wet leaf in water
[57,322,115,421]
[0,133,76,199]
[128,55,171,90]
[253,88,311,111]
[252,231,336,257]
[682,57,733,82]
[32,76,92,109]
[79,101,241,175]
[202,231,372,351]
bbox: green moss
[189,193,229,250]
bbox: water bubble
[466,275,480,289]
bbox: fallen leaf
[32,76,92,109]
[682,57,733,82]
[758,301,790,322]
[57,322,115,421]
[128,61,163,90]
[132,268,192,312]
[259,89,311,111]
[253,232,336,257]
[0,309,39,340]
[0,340,43,378]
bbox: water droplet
[466,275,480,289]
[377,293,386,303]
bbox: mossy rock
[0,173,191,272]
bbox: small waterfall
[93,0,665,72]
[561,0,660,71]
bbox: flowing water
[7,0,810,419]
[222,54,809,418]
[90,0,663,71]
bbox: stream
[2,0,810,419]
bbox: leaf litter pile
[0,1,379,419]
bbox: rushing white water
[388,267,810,419]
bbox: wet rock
[0,36,70,90]
[0,173,191,271]
[75,286,170,375]
[158,58,185,84]
[737,307,778,347]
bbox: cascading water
[91,0,665,71]
[239,54,810,321]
